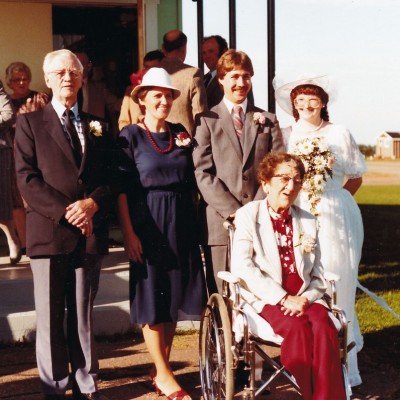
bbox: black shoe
[44,395,66,400]
[10,251,22,265]
[74,392,109,400]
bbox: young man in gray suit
[193,50,284,294]
[15,49,112,400]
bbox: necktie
[232,105,244,137]
[77,86,84,111]
[204,72,212,88]
[62,109,82,166]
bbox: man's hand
[65,198,99,228]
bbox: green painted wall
[157,0,183,46]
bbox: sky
[182,0,400,145]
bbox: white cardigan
[231,200,327,313]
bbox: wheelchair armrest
[324,271,340,282]
[217,271,240,284]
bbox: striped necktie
[232,105,244,137]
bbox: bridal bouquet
[292,137,335,216]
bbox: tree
[358,144,375,158]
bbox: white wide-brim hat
[274,74,331,115]
[131,67,181,103]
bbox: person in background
[275,74,366,387]
[160,29,207,135]
[117,68,204,400]
[15,49,113,400]
[202,35,254,109]
[232,152,346,400]
[193,49,283,294]
[5,61,50,252]
[201,35,228,109]
[118,49,165,130]
[6,62,50,119]
[75,51,122,138]
[0,80,20,264]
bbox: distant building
[376,131,400,159]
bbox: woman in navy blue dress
[117,68,204,400]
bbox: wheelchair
[199,222,353,400]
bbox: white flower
[313,173,326,191]
[295,233,316,254]
[89,120,102,136]
[295,141,314,155]
[253,112,266,125]
[175,132,192,148]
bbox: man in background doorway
[160,29,207,135]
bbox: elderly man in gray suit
[193,49,284,294]
[160,29,207,135]
[15,49,112,400]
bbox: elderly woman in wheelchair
[228,152,346,399]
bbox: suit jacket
[192,101,284,245]
[161,57,207,135]
[231,201,327,313]
[15,102,114,257]
[82,80,122,121]
[205,75,223,110]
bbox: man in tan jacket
[160,29,207,135]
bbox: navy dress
[118,123,205,325]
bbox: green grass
[357,262,400,333]
[355,185,400,205]
[353,184,400,371]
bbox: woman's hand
[80,219,93,237]
[281,295,310,317]
[124,230,143,263]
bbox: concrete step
[0,248,132,343]
[0,247,199,343]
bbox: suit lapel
[216,102,243,161]
[79,114,90,174]
[257,201,282,277]
[292,207,305,274]
[242,106,258,166]
[44,104,77,168]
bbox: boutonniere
[253,112,267,127]
[89,120,102,137]
[295,232,316,254]
[175,132,192,148]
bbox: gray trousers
[30,247,103,395]
[202,244,228,295]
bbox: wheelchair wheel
[199,293,234,400]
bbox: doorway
[52,5,138,98]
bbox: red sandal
[166,389,191,400]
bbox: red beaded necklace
[142,120,173,154]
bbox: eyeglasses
[272,174,303,187]
[49,69,81,80]
[294,98,321,108]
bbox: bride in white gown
[275,75,367,387]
